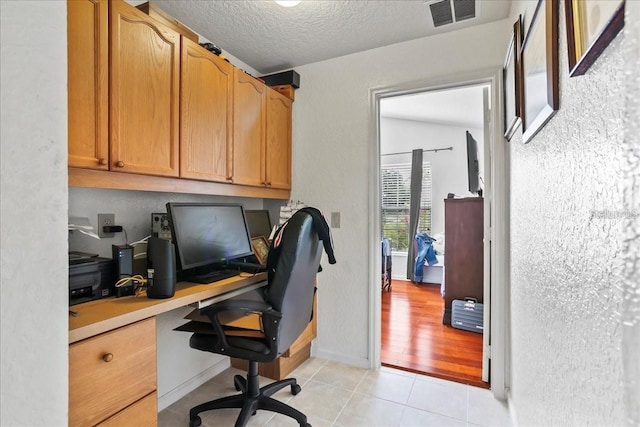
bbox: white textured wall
[291,20,510,365]
[621,2,640,425]
[507,0,639,425]
[0,1,69,425]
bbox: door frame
[368,67,509,400]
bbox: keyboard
[190,269,240,284]
[226,261,267,273]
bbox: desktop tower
[146,237,176,299]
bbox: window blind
[381,162,432,252]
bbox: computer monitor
[245,209,272,238]
[165,203,254,275]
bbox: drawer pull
[98,158,107,166]
[115,161,125,168]
[102,353,114,363]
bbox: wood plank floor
[381,279,487,388]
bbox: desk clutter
[69,203,280,306]
[68,203,337,310]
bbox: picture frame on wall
[521,0,559,144]
[565,0,625,77]
[503,15,523,141]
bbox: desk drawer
[69,318,156,426]
[98,391,157,427]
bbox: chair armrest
[199,299,283,351]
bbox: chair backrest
[266,211,322,354]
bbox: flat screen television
[245,209,273,238]
[165,203,254,279]
[466,131,482,196]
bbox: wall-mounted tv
[466,131,482,196]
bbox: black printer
[69,254,116,305]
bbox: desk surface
[69,273,267,344]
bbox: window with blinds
[381,162,432,252]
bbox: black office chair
[188,210,323,427]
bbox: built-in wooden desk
[68,273,266,427]
[69,273,267,343]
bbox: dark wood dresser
[443,197,484,325]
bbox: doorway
[379,84,488,386]
[369,68,509,399]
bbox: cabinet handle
[226,175,233,181]
[102,353,114,363]
[98,158,107,166]
[115,161,125,168]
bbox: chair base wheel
[189,415,202,427]
[291,384,302,395]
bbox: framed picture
[565,0,625,76]
[521,0,559,144]
[251,236,270,265]
[503,15,523,141]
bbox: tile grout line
[328,368,369,426]
[397,376,418,426]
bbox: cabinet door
[232,69,266,187]
[180,38,233,182]
[110,0,179,177]
[68,0,109,170]
[265,89,292,190]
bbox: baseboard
[312,348,371,369]
[157,358,231,411]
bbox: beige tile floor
[159,358,512,427]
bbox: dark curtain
[406,149,423,281]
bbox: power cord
[115,274,148,297]
[131,235,152,259]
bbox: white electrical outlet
[98,213,115,238]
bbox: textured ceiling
[152,0,512,75]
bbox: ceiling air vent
[429,0,453,27]
[453,0,475,22]
[427,0,476,27]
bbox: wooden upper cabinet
[67,0,109,170]
[180,38,233,183]
[265,90,292,190]
[109,0,179,177]
[232,68,266,187]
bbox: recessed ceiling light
[275,0,301,7]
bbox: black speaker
[146,237,176,299]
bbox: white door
[482,87,491,382]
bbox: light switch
[331,212,340,228]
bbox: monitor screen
[245,210,272,238]
[165,203,254,271]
